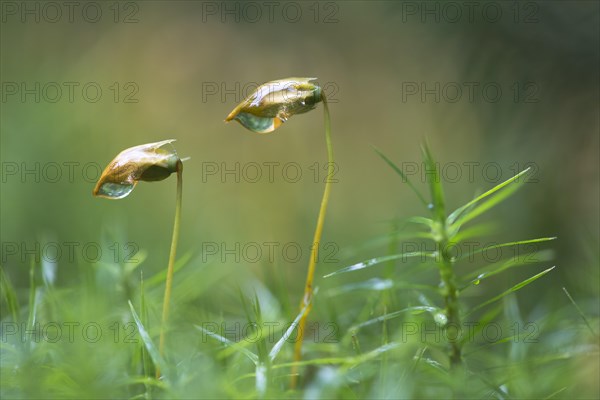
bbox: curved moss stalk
[157,160,183,378]
[291,94,333,388]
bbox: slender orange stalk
[291,95,333,388]
[224,79,332,387]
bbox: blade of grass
[410,347,428,374]
[461,249,555,287]
[450,182,527,233]
[128,300,170,381]
[421,141,445,221]
[255,363,267,397]
[349,306,440,333]
[194,325,259,365]
[325,278,393,296]
[251,292,269,364]
[562,287,596,335]
[26,259,37,341]
[139,271,153,395]
[451,222,498,243]
[145,250,194,288]
[326,278,439,297]
[447,168,531,226]
[324,252,435,278]
[406,216,434,228]
[458,237,557,262]
[372,146,428,207]
[269,293,313,363]
[273,342,401,371]
[0,265,20,323]
[466,266,555,316]
[544,387,568,399]
[337,230,431,261]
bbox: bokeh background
[1,1,598,397]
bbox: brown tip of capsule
[225,109,238,122]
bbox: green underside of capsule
[234,113,277,134]
[96,182,136,199]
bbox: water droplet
[427,203,434,210]
[372,279,393,290]
[473,279,481,285]
[96,182,135,199]
[434,312,448,326]
[235,112,278,133]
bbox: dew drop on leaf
[434,312,448,326]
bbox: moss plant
[226,77,334,387]
[93,139,184,378]
[326,142,556,374]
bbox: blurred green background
[2,0,598,303]
[1,1,598,397]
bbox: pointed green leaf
[450,181,526,231]
[272,342,401,370]
[326,278,393,296]
[462,249,554,288]
[145,250,194,287]
[448,168,531,227]
[323,252,435,278]
[421,142,445,221]
[269,297,312,363]
[459,237,557,263]
[194,324,259,365]
[255,363,267,397]
[128,300,170,380]
[139,272,153,384]
[337,230,430,261]
[27,260,36,330]
[0,265,19,323]
[350,306,440,332]
[562,287,596,335]
[372,146,428,207]
[466,266,555,316]
[406,216,434,228]
[451,222,498,243]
